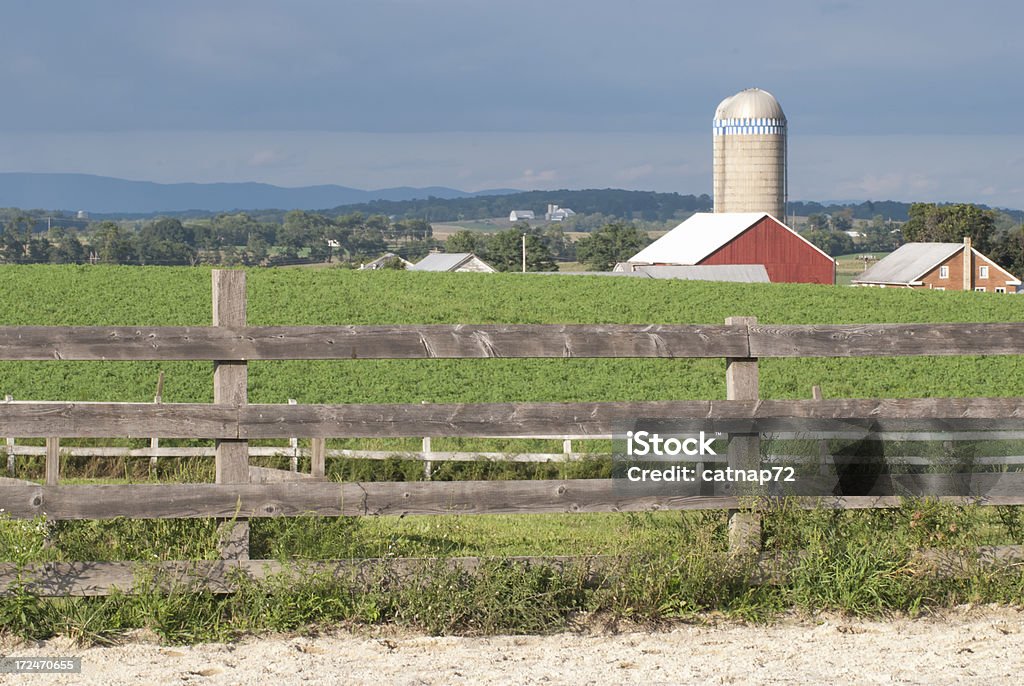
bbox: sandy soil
[2,606,1023,685]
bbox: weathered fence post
[213,270,250,560]
[45,437,60,486]
[726,316,761,554]
[150,372,164,469]
[311,438,326,479]
[288,399,299,472]
[812,385,830,476]
[4,394,13,476]
[422,437,433,479]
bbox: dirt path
[2,607,1022,685]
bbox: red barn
[627,212,835,284]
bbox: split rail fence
[2,270,1024,595]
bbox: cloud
[518,169,558,184]
[616,164,655,182]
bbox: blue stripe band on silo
[712,117,786,136]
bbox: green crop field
[0,264,1022,406]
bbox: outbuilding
[625,212,835,284]
[409,252,496,273]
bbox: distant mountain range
[0,173,519,214]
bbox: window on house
[979,266,989,279]
[975,287,986,292]
[934,287,945,291]
[996,287,1006,293]
[939,265,949,279]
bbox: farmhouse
[625,212,835,284]
[509,210,535,222]
[853,238,1020,293]
[545,204,576,221]
[409,252,496,273]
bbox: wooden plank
[212,270,249,561]
[1,398,1023,440]
[245,398,1024,438]
[3,478,1024,521]
[0,556,609,597]
[0,324,751,361]
[748,323,1024,357]
[4,322,1024,361]
[0,402,237,438]
[4,394,13,476]
[45,437,60,486]
[311,437,326,478]
[213,270,249,484]
[248,466,326,483]
[725,316,761,554]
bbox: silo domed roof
[714,88,785,121]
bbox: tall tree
[575,222,649,270]
[487,227,557,271]
[902,203,996,253]
[445,230,488,255]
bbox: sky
[2,0,1024,206]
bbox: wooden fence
[2,270,1024,595]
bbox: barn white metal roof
[538,265,770,283]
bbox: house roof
[629,212,832,265]
[852,243,963,285]
[362,252,413,269]
[410,252,493,272]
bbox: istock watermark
[611,419,1020,499]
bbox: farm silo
[712,88,787,221]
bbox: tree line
[0,211,437,267]
[2,201,1021,277]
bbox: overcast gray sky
[3,1,1023,205]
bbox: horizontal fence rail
[8,444,1024,466]
[3,479,1024,521]
[2,322,1024,361]
[2,398,1023,438]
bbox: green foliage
[480,226,558,272]
[802,226,855,256]
[903,203,997,253]
[575,221,649,270]
[445,229,488,255]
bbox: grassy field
[1,265,1022,641]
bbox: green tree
[487,227,557,272]
[575,222,649,270]
[89,221,134,264]
[989,226,1024,279]
[803,228,855,257]
[445,230,489,255]
[280,210,332,253]
[902,203,996,253]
